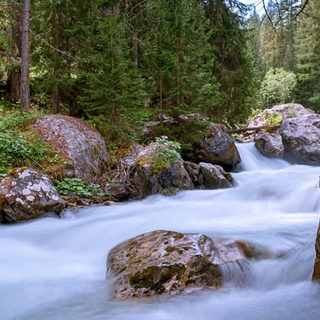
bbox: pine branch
[30,29,83,62]
[293,0,309,21]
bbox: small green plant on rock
[55,178,105,197]
[151,136,181,175]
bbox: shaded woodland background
[0,0,319,143]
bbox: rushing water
[1,143,320,320]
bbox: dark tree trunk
[9,2,22,101]
[133,34,138,64]
[20,0,30,112]
[52,4,60,114]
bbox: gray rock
[105,184,130,200]
[255,132,284,158]
[280,114,320,165]
[107,230,252,298]
[133,143,193,198]
[238,103,313,143]
[29,115,109,184]
[195,124,241,166]
[0,167,65,223]
[184,161,204,187]
[199,162,233,189]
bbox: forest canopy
[0,0,318,143]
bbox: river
[1,143,320,320]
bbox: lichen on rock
[107,230,253,298]
[28,115,109,184]
[0,167,65,223]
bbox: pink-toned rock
[29,115,109,183]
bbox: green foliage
[0,109,66,175]
[248,108,282,126]
[151,136,181,175]
[295,0,320,111]
[0,110,48,175]
[260,68,297,107]
[55,178,105,197]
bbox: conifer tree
[81,8,146,141]
[295,0,320,111]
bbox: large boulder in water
[133,143,193,198]
[29,115,109,183]
[107,230,253,298]
[254,132,284,158]
[279,114,320,165]
[312,222,320,281]
[193,124,241,166]
[0,167,65,223]
[239,103,313,143]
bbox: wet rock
[0,167,65,223]
[280,114,320,165]
[29,115,109,183]
[312,222,320,281]
[133,143,193,198]
[199,163,233,189]
[254,132,284,158]
[107,230,252,298]
[102,200,122,206]
[184,161,204,187]
[105,184,130,200]
[238,103,313,143]
[194,123,241,166]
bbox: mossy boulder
[0,167,65,223]
[239,103,313,143]
[133,143,194,198]
[107,230,253,298]
[28,115,109,184]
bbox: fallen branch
[226,125,280,134]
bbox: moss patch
[129,263,186,294]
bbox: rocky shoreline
[1,103,320,298]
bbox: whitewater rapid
[1,143,320,320]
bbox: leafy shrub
[259,68,297,107]
[55,178,105,197]
[0,110,64,175]
[151,136,181,175]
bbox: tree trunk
[132,34,138,64]
[9,2,22,102]
[52,5,60,114]
[20,0,30,112]
[176,36,180,106]
[200,0,205,12]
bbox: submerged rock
[29,115,109,183]
[133,143,193,198]
[280,114,320,165]
[199,162,233,189]
[0,167,65,223]
[254,132,284,158]
[107,230,252,298]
